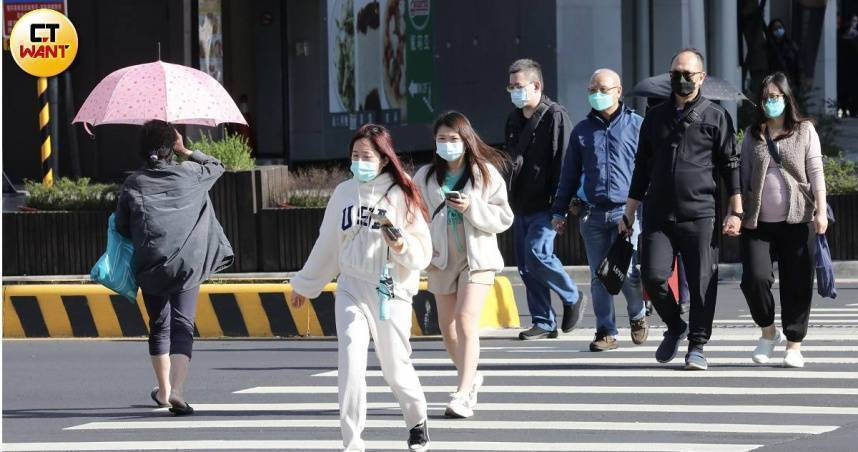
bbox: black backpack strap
[507,101,551,189]
[763,128,782,165]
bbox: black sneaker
[561,292,587,333]
[518,325,559,340]
[408,421,430,451]
[655,324,688,363]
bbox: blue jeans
[579,205,646,337]
[514,211,580,331]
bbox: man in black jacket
[504,58,585,340]
[619,49,743,370]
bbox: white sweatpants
[336,275,428,452]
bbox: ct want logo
[10,8,78,77]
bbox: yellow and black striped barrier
[2,278,519,338]
[37,77,54,186]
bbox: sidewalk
[6,262,858,285]
[835,117,858,161]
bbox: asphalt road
[3,283,858,451]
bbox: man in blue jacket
[551,68,648,351]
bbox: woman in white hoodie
[290,124,432,452]
[415,111,514,418]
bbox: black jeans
[142,286,200,358]
[740,222,815,343]
[641,217,719,347]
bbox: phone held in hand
[382,225,403,242]
[370,211,392,226]
[444,191,463,201]
[370,211,402,242]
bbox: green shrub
[279,167,350,208]
[24,177,119,211]
[823,156,858,195]
[187,132,255,171]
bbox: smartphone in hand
[370,211,392,226]
[444,191,463,201]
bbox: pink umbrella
[73,61,247,132]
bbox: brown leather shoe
[589,334,618,351]
[630,317,649,345]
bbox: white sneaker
[469,372,484,407]
[752,330,783,364]
[444,392,473,418]
[783,349,805,368]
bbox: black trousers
[142,286,200,358]
[740,222,816,343]
[641,217,719,347]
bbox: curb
[2,278,519,339]
[5,261,858,285]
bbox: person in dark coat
[115,119,234,415]
[766,19,802,89]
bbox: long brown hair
[750,72,811,141]
[425,111,509,190]
[350,124,429,222]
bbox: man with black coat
[504,58,585,340]
[619,49,743,370]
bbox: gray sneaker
[684,350,708,370]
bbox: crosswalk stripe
[0,440,764,451]
[802,308,858,312]
[522,331,858,341]
[63,419,838,435]
[233,385,858,395]
[411,357,858,365]
[500,345,858,353]
[740,314,858,318]
[714,319,858,324]
[145,402,858,415]
[313,369,858,379]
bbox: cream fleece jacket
[414,163,514,272]
[290,172,432,300]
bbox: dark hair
[350,124,429,222]
[426,111,509,192]
[139,120,176,166]
[509,58,543,86]
[670,47,705,70]
[750,72,811,140]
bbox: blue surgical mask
[436,141,464,162]
[588,92,615,112]
[764,98,786,119]
[350,160,379,182]
[510,85,530,109]
[773,27,785,39]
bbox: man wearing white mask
[504,58,586,340]
[551,69,649,352]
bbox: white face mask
[435,141,465,161]
[510,84,531,108]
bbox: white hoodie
[291,172,432,300]
[414,163,514,273]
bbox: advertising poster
[327,0,433,129]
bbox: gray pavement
[3,283,858,451]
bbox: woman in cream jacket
[415,111,513,418]
[291,124,432,452]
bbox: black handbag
[597,231,635,295]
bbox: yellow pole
[38,77,53,186]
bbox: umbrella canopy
[73,61,246,129]
[626,73,747,101]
